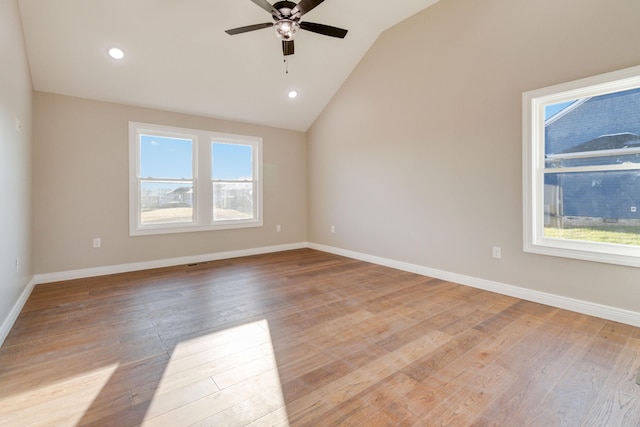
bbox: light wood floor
[1,249,640,426]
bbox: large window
[129,122,262,235]
[523,66,640,267]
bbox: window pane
[140,135,192,179]
[545,88,640,164]
[544,170,640,245]
[141,181,193,225]
[213,182,253,220]
[212,142,253,180]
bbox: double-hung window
[523,66,640,267]
[129,122,262,235]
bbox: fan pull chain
[284,56,289,74]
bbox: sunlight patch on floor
[0,363,119,427]
[141,319,290,426]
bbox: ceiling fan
[225,0,348,57]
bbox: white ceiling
[18,0,439,131]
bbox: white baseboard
[0,277,36,347]
[34,242,308,285]
[309,243,640,328]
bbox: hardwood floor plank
[403,374,460,419]
[299,371,418,427]
[581,337,640,426]
[246,406,291,427]
[140,368,283,427]
[139,377,219,421]
[417,363,518,426]
[400,328,487,383]
[356,401,421,427]
[525,322,635,426]
[375,303,469,352]
[285,350,408,425]
[478,332,590,425]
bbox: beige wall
[0,0,33,330]
[33,92,307,274]
[308,0,640,312]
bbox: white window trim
[129,122,263,236]
[523,65,640,268]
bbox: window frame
[523,65,640,267]
[129,122,263,236]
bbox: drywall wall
[307,0,640,312]
[0,0,33,339]
[33,92,307,274]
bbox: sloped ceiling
[18,0,439,131]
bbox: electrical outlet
[93,238,101,248]
[632,206,637,213]
[16,258,19,273]
[492,246,502,259]
[331,225,335,233]
[276,224,281,232]
[15,118,22,133]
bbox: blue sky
[545,101,574,120]
[140,135,252,180]
[212,142,253,180]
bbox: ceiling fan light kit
[274,19,299,41]
[225,0,348,58]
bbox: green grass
[544,225,640,246]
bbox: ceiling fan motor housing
[272,1,298,19]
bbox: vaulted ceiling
[18,0,439,131]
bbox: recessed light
[288,90,298,99]
[108,47,124,59]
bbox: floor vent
[186,262,209,267]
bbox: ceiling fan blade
[250,0,282,18]
[300,21,348,38]
[225,22,274,35]
[291,0,325,17]
[282,40,295,56]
